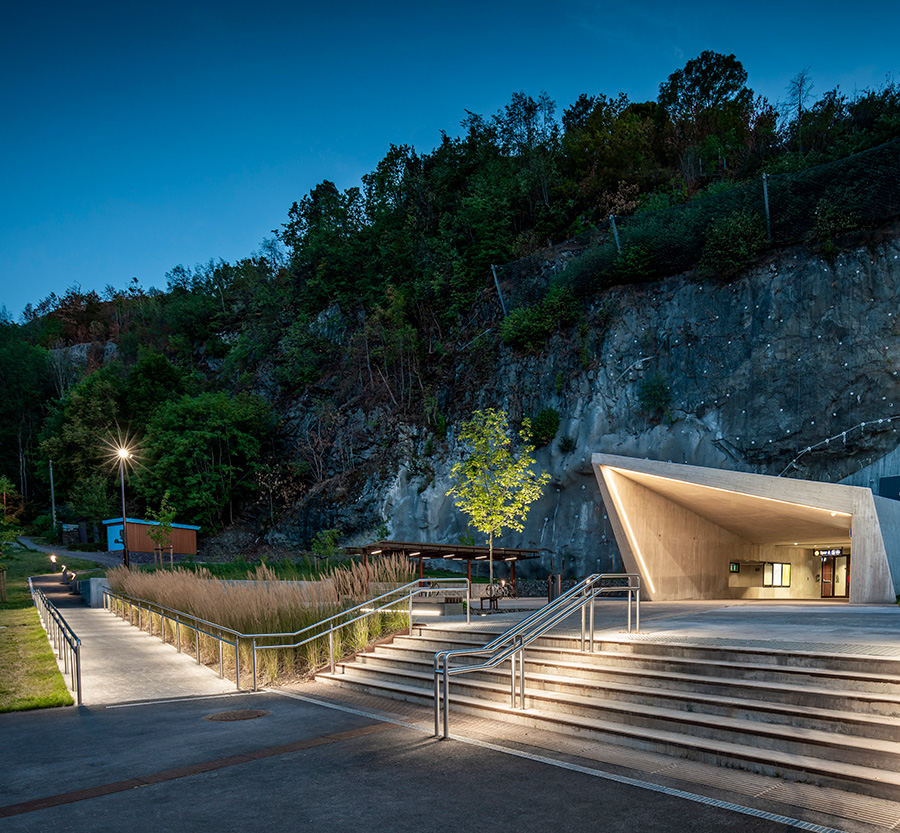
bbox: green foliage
[147,490,177,551]
[446,408,550,584]
[122,352,187,429]
[638,372,672,416]
[68,473,115,527]
[530,408,560,447]
[500,285,579,351]
[311,528,342,564]
[809,198,860,260]
[558,436,577,454]
[0,324,52,499]
[699,209,768,278]
[136,392,275,530]
[39,364,126,496]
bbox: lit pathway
[31,575,236,706]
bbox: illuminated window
[763,562,791,587]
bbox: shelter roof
[344,540,540,562]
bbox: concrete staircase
[317,623,900,800]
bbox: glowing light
[601,467,657,595]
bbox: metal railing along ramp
[29,578,82,706]
[103,577,470,691]
[433,573,640,739]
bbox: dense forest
[3,51,900,546]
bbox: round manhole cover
[203,709,270,722]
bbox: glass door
[821,552,850,598]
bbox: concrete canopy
[592,454,900,604]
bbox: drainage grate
[203,709,270,722]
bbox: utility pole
[49,460,57,541]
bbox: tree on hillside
[658,51,755,182]
[785,68,815,154]
[446,409,550,585]
[136,392,274,530]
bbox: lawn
[0,542,102,712]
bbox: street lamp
[117,446,132,568]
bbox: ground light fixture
[50,554,56,572]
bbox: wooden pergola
[344,540,541,584]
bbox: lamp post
[117,447,131,568]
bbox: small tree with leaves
[447,409,550,585]
[0,475,15,516]
[147,491,177,569]
[0,516,21,602]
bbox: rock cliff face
[267,234,900,579]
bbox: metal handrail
[433,573,640,739]
[29,579,82,706]
[103,577,470,691]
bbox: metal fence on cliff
[492,139,900,313]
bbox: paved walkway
[19,536,123,567]
[15,581,900,831]
[31,574,236,705]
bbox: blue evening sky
[2,0,898,320]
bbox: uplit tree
[147,490,177,569]
[446,409,550,585]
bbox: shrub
[500,285,579,351]
[638,372,671,415]
[530,407,560,447]
[559,436,577,454]
[698,209,768,278]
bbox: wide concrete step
[353,648,900,722]
[416,627,900,677]
[332,660,900,757]
[317,671,900,801]
[380,635,900,700]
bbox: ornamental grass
[106,556,415,684]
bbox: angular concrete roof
[592,454,900,604]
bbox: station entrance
[819,548,850,598]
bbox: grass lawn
[0,607,74,711]
[0,542,102,712]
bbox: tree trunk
[489,530,494,586]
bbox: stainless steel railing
[433,573,640,739]
[103,577,470,691]
[30,579,82,706]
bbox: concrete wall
[726,546,822,600]
[593,454,898,604]
[598,467,748,601]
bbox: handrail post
[580,593,586,652]
[627,588,632,633]
[329,627,335,674]
[235,639,241,689]
[442,654,450,740]
[176,619,181,652]
[466,582,470,624]
[195,625,200,663]
[636,581,641,632]
[519,636,525,709]
[252,638,258,691]
[433,652,443,737]
[74,642,82,706]
[219,638,224,678]
[589,589,596,652]
[510,650,516,707]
